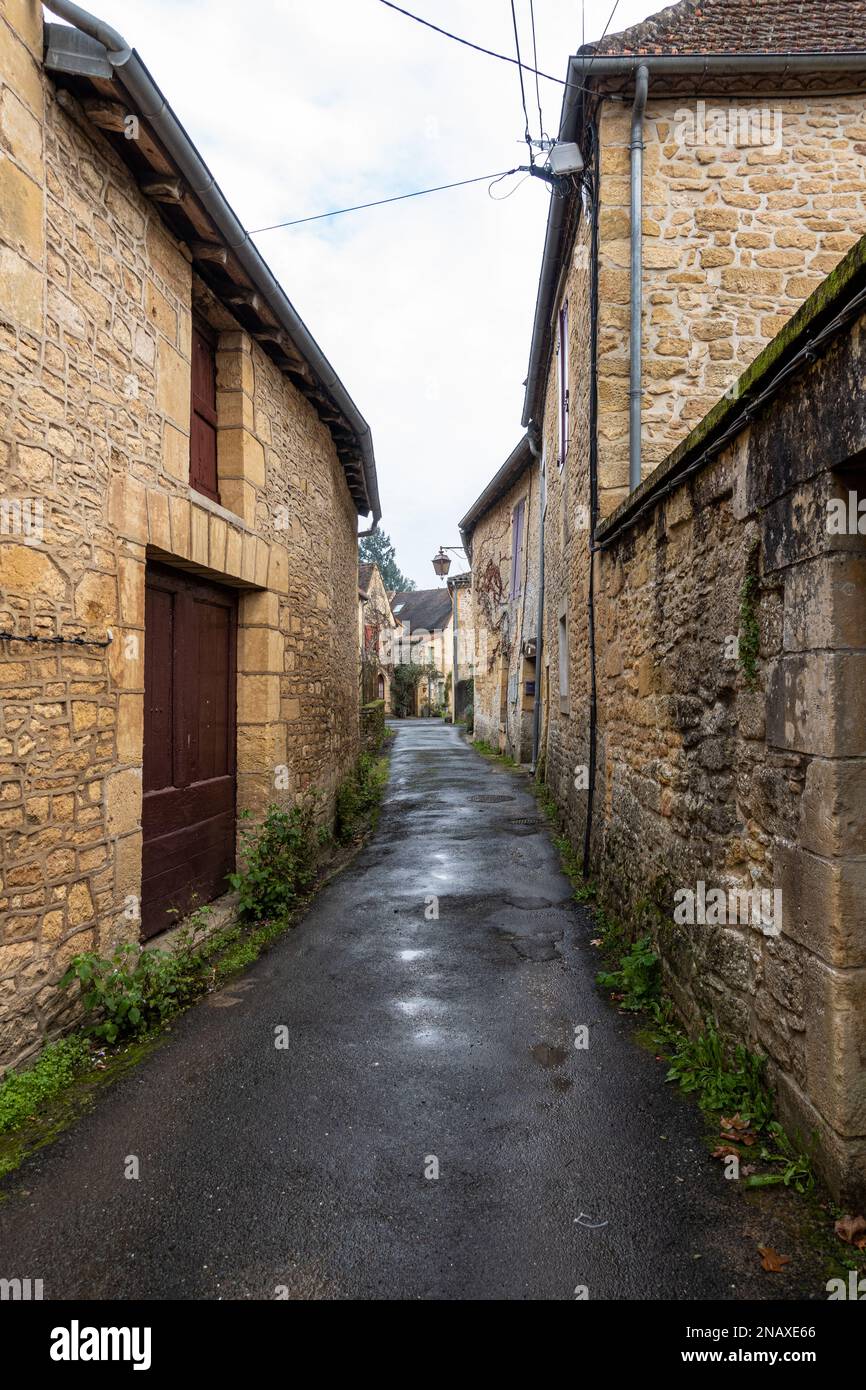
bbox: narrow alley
[0,723,818,1300]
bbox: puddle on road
[530,1043,568,1069]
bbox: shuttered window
[510,497,526,598]
[190,323,219,503]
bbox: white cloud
[70,0,654,585]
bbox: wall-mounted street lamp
[431,544,466,579]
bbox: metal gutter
[521,48,866,431]
[629,65,649,492]
[575,52,866,77]
[41,0,128,58]
[43,2,380,525]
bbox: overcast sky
[72,0,654,586]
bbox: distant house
[358,562,397,709]
[389,588,454,716]
[459,438,538,762]
[446,571,473,724]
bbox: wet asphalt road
[0,721,811,1300]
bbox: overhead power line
[250,168,521,233]
[376,0,596,95]
[509,0,533,157]
[585,0,621,79]
[529,0,546,140]
[250,0,628,233]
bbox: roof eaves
[42,13,380,523]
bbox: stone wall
[0,2,362,1069]
[596,84,866,516]
[592,259,866,1206]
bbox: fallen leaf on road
[720,1113,751,1133]
[721,1128,756,1146]
[758,1246,791,1273]
[720,1113,757,1146]
[711,1145,741,1160]
[834,1214,866,1248]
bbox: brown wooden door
[141,562,237,939]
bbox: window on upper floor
[510,496,526,598]
[190,319,220,504]
[558,607,569,709]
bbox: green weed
[596,934,661,1012]
[664,1020,774,1130]
[0,1036,92,1135]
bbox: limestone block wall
[590,291,866,1205]
[0,2,362,1069]
[596,84,866,514]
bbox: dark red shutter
[190,325,219,503]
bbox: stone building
[0,2,379,1067]
[502,0,866,1202]
[445,570,473,724]
[389,588,453,716]
[459,437,540,761]
[358,561,397,709]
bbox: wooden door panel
[141,563,237,940]
[141,810,235,935]
[142,775,234,837]
[143,582,175,794]
[193,598,232,782]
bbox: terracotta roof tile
[589,0,866,57]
